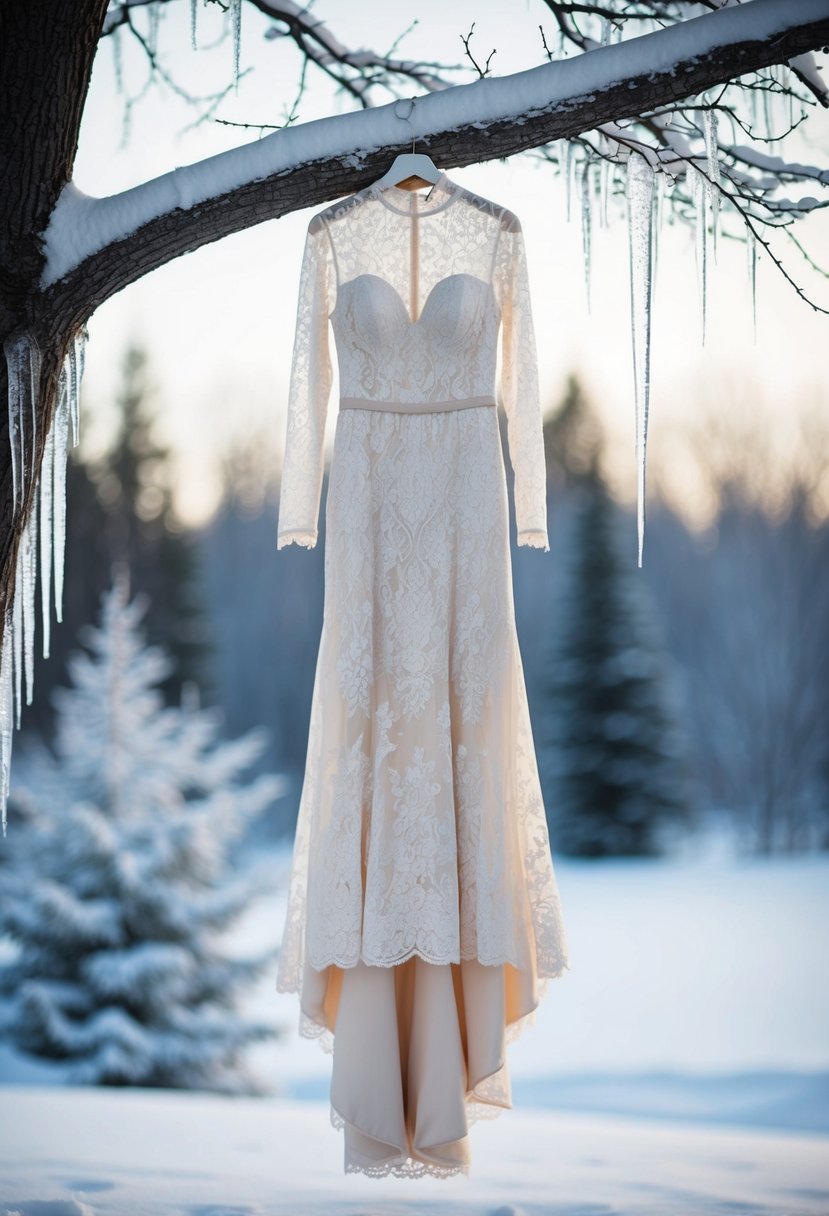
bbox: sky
[72,0,829,530]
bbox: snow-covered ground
[2,1084,828,1215]
[2,825,828,1212]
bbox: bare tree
[1,0,828,824]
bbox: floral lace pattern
[276,170,550,551]
[274,173,570,1179]
[276,399,570,987]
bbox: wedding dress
[274,169,571,1178]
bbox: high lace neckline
[371,170,459,216]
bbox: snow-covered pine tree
[0,567,284,1093]
[543,468,695,857]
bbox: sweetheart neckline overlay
[331,271,496,329]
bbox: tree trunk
[0,0,108,626]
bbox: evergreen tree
[91,344,214,706]
[27,344,214,743]
[0,570,283,1093]
[544,372,605,494]
[543,466,695,857]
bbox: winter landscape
[0,579,827,1212]
[3,1,829,1213]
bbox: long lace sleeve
[494,214,550,552]
[277,216,335,550]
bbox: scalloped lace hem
[329,1085,510,1179]
[331,1101,472,1179]
[278,942,570,980]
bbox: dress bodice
[277,170,549,550]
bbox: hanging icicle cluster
[557,64,741,569]
[568,132,621,317]
[0,327,87,835]
[687,90,723,347]
[560,136,661,569]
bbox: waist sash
[339,394,497,415]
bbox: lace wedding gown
[274,169,571,1179]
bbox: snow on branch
[42,0,829,299]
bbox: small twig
[459,23,496,79]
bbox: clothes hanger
[372,97,442,192]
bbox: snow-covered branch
[41,0,829,319]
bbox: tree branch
[39,0,829,339]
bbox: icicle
[562,140,574,222]
[28,335,42,484]
[691,166,709,345]
[763,69,773,147]
[599,16,612,46]
[12,538,23,731]
[40,405,55,660]
[701,103,721,262]
[567,145,579,225]
[67,327,86,448]
[651,168,663,306]
[21,482,37,707]
[768,64,780,152]
[74,330,85,444]
[0,325,85,832]
[625,151,655,569]
[612,157,626,206]
[53,368,69,625]
[190,0,199,50]
[747,225,757,343]
[5,344,20,514]
[599,141,612,230]
[4,330,42,574]
[0,603,12,833]
[68,340,78,444]
[785,64,794,129]
[580,158,592,312]
[230,0,242,91]
[4,331,32,516]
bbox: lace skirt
[275,402,571,1178]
